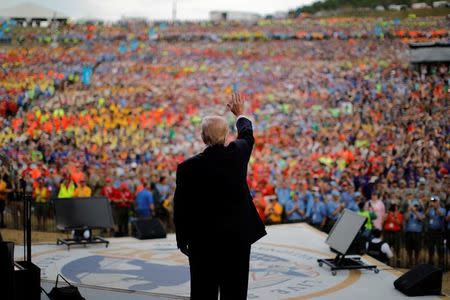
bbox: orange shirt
[0,180,7,201]
[74,186,92,198]
[265,201,283,224]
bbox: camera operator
[405,200,425,267]
[425,196,446,266]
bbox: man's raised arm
[227,93,254,157]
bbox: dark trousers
[427,230,444,265]
[0,201,5,227]
[384,230,402,265]
[324,219,336,234]
[188,241,251,300]
[113,206,129,236]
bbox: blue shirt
[341,191,354,207]
[303,192,315,215]
[309,201,327,225]
[135,188,154,216]
[156,183,170,201]
[276,188,291,206]
[427,207,446,231]
[346,201,359,212]
[327,201,341,221]
[405,211,424,232]
[284,199,305,221]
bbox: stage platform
[15,223,443,300]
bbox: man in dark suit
[174,93,266,299]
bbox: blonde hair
[201,116,229,146]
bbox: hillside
[296,0,441,14]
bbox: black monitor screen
[54,197,114,230]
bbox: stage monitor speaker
[394,264,442,296]
[14,261,41,300]
[54,197,114,230]
[132,218,166,240]
[325,209,366,255]
[0,242,15,300]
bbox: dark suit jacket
[173,117,266,249]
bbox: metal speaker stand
[318,254,378,276]
[317,209,380,276]
[57,228,109,250]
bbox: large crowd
[0,16,449,268]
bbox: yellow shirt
[34,187,48,203]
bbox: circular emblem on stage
[33,239,359,299]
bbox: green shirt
[358,210,377,230]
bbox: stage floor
[15,223,442,300]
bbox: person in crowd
[383,202,403,267]
[446,207,450,252]
[404,200,425,267]
[398,181,410,213]
[417,179,431,201]
[10,174,25,229]
[308,193,327,231]
[265,196,283,224]
[425,196,446,266]
[88,169,104,197]
[284,191,306,223]
[101,178,115,200]
[73,180,92,198]
[275,180,291,207]
[298,183,314,217]
[353,191,364,208]
[325,190,344,233]
[341,183,356,210]
[134,182,154,218]
[148,182,164,218]
[47,169,61,200]
[0,174,8,228]
[366,229,394,265]
[368,192,385,231]
[253,191,267,222]
[33,178,49,231]
[346,190,360,212]
[58,176,75,198]
[112,182,133,236]
[156,176,170,203]
[357,201,377,241]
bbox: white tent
[0,2,68,20]
[410,42,450,64]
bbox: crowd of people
[0,16,448,268]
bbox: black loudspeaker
[43,274,85,300]
[0,242,15,300]
[132,218,166,240]
[394,264,442,296]
[14,261,41,300]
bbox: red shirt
[254,197,267,222]
[111,189,133,208]
[101,185,115,200]
[384,211,403,232]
